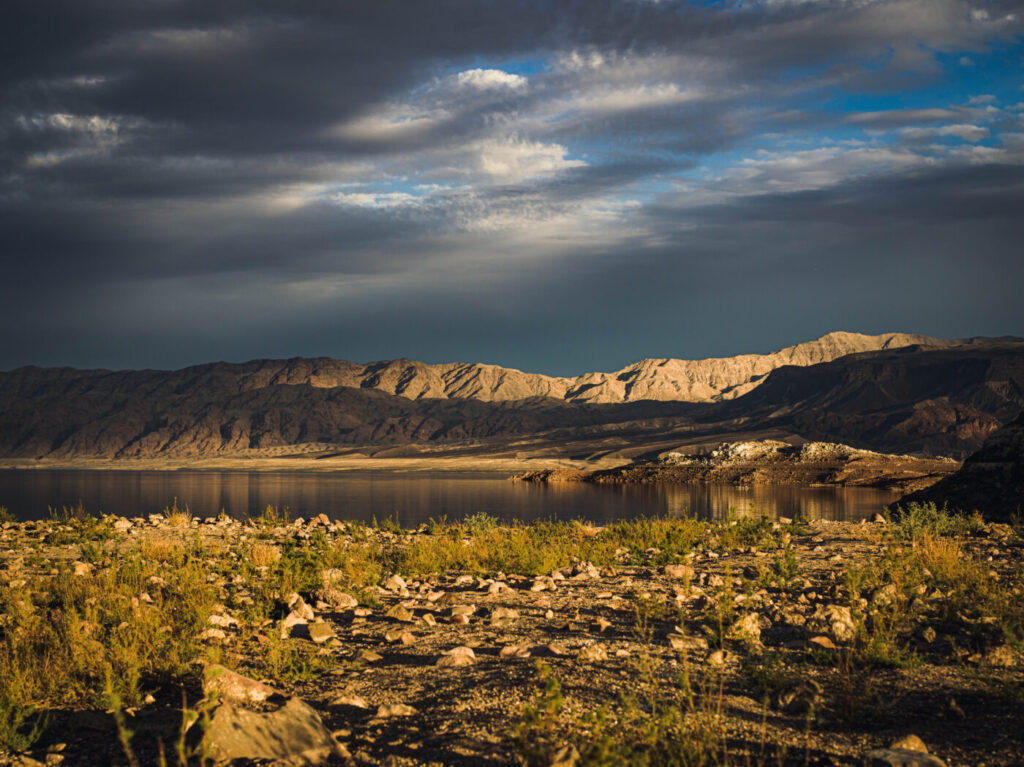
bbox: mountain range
[2,332,1022,461]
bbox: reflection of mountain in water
[659,483,897,522]
[1,470,897,524]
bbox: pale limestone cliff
[198,331,958,405]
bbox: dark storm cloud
[1,0,1022,372]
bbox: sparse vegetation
[0,504,1021,763]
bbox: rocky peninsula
[512,440,959,493]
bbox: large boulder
[200,695,346,765]
[898,410,1024,522]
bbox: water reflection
[0,470,898,524]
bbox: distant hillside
[899,410,1024,521]
[725,342,1024,457]
[6,331,960,407]
[1,334,1022,460]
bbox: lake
[0,469,899,524]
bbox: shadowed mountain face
[1,335,1023,460]
[899,410,1024,521]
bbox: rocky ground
[512,440,959,493]
[0,507,1022,766]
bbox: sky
[1,0,1022,376]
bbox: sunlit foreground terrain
[0,503,1021,766]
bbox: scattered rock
[808,635,837,651]
[201,697,345,765]
[332,694,367,709]
[663,564,695,580]
[669,634,708,652]
[728,613,762,643]
[490,607,519,624]
[578,644,607,662]
[385,605,415,623]
[203,665,279,705]
[808,604,856,643]
[287,594,315,621]
[307,621,335,644]
[437,646,476,667]
[500,644,532,659]
[889,736,928,753]
[376,703,417,718]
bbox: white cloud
[328,191,420,208]
[454,68,527,90]
[330,106,449,142]
[550,83,703,117]
[902,124,991,142]
[472,138,585,183]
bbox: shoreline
[0,455,623,474]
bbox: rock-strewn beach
[0,505,1021,766]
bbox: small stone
[890,736,928,753]
[200,628,226,642]
[808,604,855,643]
[421,613,437,627]
[333,695,367,709]
[452,613,470,625]
[669,634,708,652]
[984,645,1019,667]
[385,574,407,592]
[281,610,308,631]
[490,607,519,623]
[728,613,762,643]
[663,564,695,580]
[307,622,335,644]
[595,617,612,633]
[385,605,415,623]
[451,604,476,617]
[203,665,279,705]
[426,590,445,602]
[286,594,315,621]
[320,589,358,609]
[357,649,383,663]
[808,635,837,651]
[208,614,238,628]
[500,644,532,659]
[73,561,92,577]
[578,644,607,662]
[707,649,729,666]
[488,581,510,595]
[437,646,476,667]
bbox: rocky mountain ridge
[5,331,976,407]
[2,335,1023,461]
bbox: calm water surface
[0,469,898,524]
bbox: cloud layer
[1,0,1022,373]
